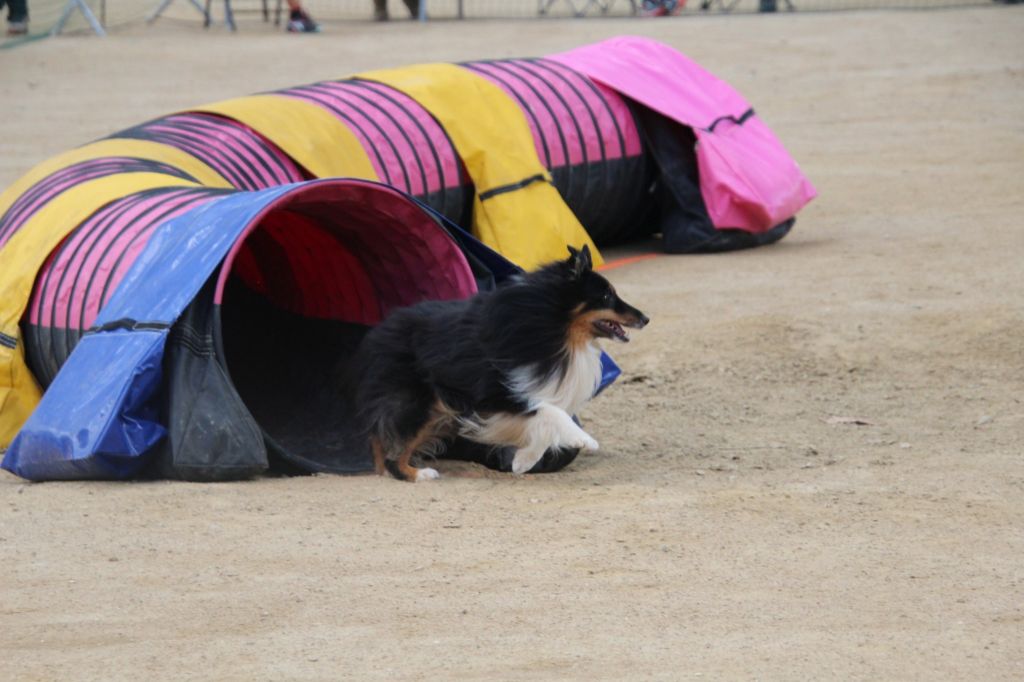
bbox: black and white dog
[352,245,648,481]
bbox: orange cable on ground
[596,252,661,272]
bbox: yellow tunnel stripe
[356,63,602,271]
[195,94,378,182]
[0,344,40,452]
[0,139,230,219]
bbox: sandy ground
[1,7,1023,680]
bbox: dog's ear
[566,244,592,278]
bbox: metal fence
[374,0,999,18]
[1,0,1006,47]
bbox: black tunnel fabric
[153,275,267,481]
[635,106,795,254]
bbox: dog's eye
[603,292,615,306]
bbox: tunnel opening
[211,181,478,475]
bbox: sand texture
[1,7,1022,680]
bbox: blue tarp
[4,183,297,479]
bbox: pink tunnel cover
[550,36,816,233]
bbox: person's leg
[375,1,419,21]
[5,0,28,34]
[7,0,26,20]
[286,0,320,32]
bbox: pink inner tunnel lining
[215,180,478,326]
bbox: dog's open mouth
[593,319,630,342]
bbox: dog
[351,244,649,482]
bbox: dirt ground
[1,6,1023,680]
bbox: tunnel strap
[477,173,547,201]
[194,95,378,182]
[355,64,602,271]
[705,107,755,133]
[88,319,172,334]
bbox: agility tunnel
[0,36,815,481]
[5,178,601,480]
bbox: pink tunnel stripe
[0,158,194,249]
[302,82,429,196]
[505,59,599,166]
[280,85,410,193]
[593,80,643,157]
[527,58,616,159]
[117,113,305,190]
[170,114,304,185]
[534,57,643,159]
[29,188,225,330]
[329,80,443,196]
[213,180,477,328]
[140,122,261,189]
[78,190,224,329]
[93,191,225,319]
[351,79,463,192]
[245,212,382,323]
[467,60,567,168]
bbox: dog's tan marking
[569,308,610,350]
[391,425,437,481]
[371,436,386,476]
[385,400,457,482]
[569,305,643,348]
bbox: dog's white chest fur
[509,341,603,415]
[458,342,603,470]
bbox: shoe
[641,0,680,15]
[286,11,320,33]
[6,20,28,36]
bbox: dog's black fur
[350,244,648,481]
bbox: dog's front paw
[415,467,441,482]
[568,433,599,452]
[511,449,543,475]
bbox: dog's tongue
[609,321,629,342]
